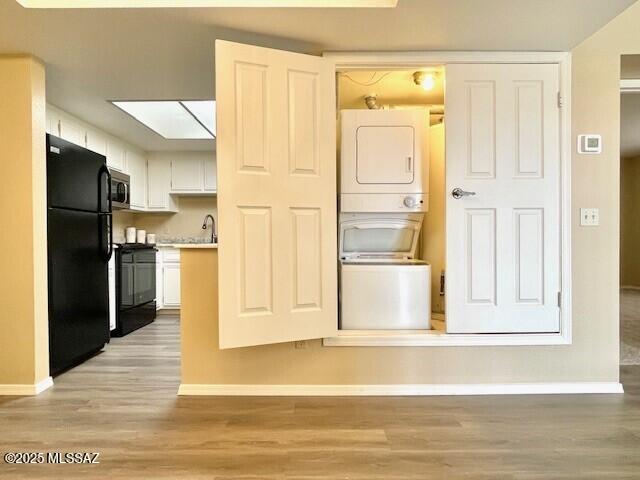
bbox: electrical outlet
[580,208,599,226]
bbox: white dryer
[339,213,431,330]
[340,109,429,213]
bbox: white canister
[136,229,146,244]
[125,226,136,243]
[146,233,156,245]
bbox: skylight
[111,100,216,140]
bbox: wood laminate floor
[1,316,640,479]
[621,288,640,365]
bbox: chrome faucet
[201,214,217,244]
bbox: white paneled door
[445,63,561,334]
[215,40,337,348]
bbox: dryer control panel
[340,193,428,213]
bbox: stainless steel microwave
[109,169,130,210]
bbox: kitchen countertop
[157,243,218,249]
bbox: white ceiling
[0,0,636,152]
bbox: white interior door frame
[323,50,572,347]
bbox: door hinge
[557,291,562,308]
[557,92,563,109]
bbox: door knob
[452,187,476,199]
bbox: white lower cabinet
[108,255,116,331]
[156,247,181,309]
[163,264,181,308]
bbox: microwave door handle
[123,182,129,205]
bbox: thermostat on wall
[577,134,602,154]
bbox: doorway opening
[620,54,640,365]
[336,68,446,333]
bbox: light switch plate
[580,208,599,226]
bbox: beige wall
[621,156,640,286]
[131,196,217,240]
[182,3,640,387]
[422,123,445,314]
[0,56,49,387]
[112,211,134,244]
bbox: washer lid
[339,216,423,260]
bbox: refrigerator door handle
[98,164,112,214]
[98,165,113,261]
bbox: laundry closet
[336,69,446,332]
[214,41,566,349]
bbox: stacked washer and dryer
[339,109,431,330]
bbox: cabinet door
[163,263,181,307]
[86,128,107,156]
[106,140,126,172]
[46,107,61,136]
[155,251,163,310]
[59,113,86,147]
[128,151,147,210]
[171,157,203,192]
[147,157,174,210]
[204,156,217,191]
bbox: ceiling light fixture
[413,71,437,91]
[16,0,398,8]
[111,100,216,140]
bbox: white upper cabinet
[46,106,61,136]
[106,139,127,172]
[86,128,107,156]
[169,152,217,194]
[147,154,177,212]
[204,156,217,192]
[58,111,86,147]
[171,156,203,192]
[127,150,148,210]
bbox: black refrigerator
[47,134,112,376]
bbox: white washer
[339,213,431,330]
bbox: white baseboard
[0,376,53,396]
[178,382,624,396]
